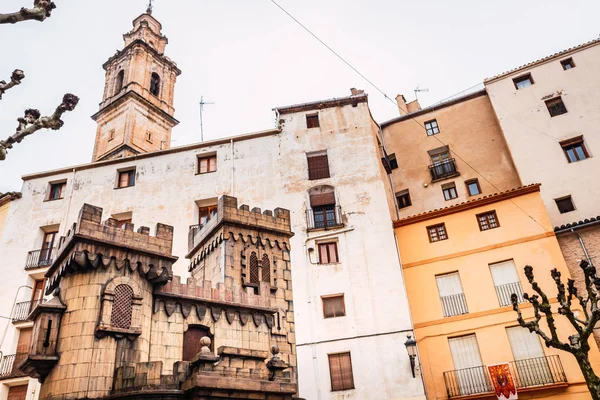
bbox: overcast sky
[0,0,598,191]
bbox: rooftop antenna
[147,0,153,14]
[199,96,214,142]
[414,86,429,100]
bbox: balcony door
[40,231,57,265]
[449,335,489,396]
[30,280,45,312]
[506,326,552,387]
[7,385,28,400]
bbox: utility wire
[270,0,547,230]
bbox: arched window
[262,253,271,284]
[110,284,133,329]
[150,73,161,96]
[115,70,125,93]
[249,252,259,284]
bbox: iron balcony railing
[443,355,567,398]
[429,159,459,181]
[25,248,55,270]
[306,205,343,230]
[495,281,525,307]
[440,293,469,317]
[0,353,28,379]
[12,300,43,323]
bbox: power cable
[269,0,547,230]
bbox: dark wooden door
[7,385,28,400]
[183,326,210,361]
[17,328,32,355]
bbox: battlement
[56,203,174,258]
[187,196,293,258]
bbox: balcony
[0,353,28,380]
[306,205,343,231]
[429,159,459,182]
[12,300,43,323]
[443,355,567,398]
[495,282,525,307]
[440,293,469,317]
[25,248,55,270]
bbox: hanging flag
[488,363,518,400]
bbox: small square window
[48,181,66,201]
[198,155,217,174]
[513,73,534,90]
[427,223,448,242]
[108,129,115,141]
[477,210,500,231]
[306,114,320,129]
[307,151,330,180]
[546,97,568,117]
[146,131,153,143]
[442,183,458,201]
[318,242,339,264]
[396,189,412,209]
[425,119,440,136]
[561,58,575,70]
[555,196,575,214]
[117,169,136,188]
[465,179,481,196]
[322,295,345,318]
[560,136,589,163]
[328,352,354,391]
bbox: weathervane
[147,0,153,14]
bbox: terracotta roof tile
[554,216,600,232]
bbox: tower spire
[147,0,153,14]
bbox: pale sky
[0,0,598,191]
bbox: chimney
[406,99,422,114]
[350,88,365,96]
[395,94,408,116]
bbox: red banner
[488,363,518,400]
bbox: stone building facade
[19,198,297,399]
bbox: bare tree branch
[0,93,79,160]
[0,0,56,25]
[0,70,25,100]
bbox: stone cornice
[274,93,368,115]
[102,39,181,75]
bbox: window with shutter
[111,284,134,329]
[306,114,320,129]
[262,253,271,283]
[7,385,28,400]
[490,260,524,306]
[506,326,552,386]
[249,252,259,284]
[117,169,136,188]
[328,352,354,391]
[322,295,345,318]
[197,155,217,174]
[318,242,339,264]
[448,335,487,396]
[436,272,468,317]
[307,151,330,180]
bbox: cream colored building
[0,10,424,400]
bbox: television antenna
[199,96,215,142]
[414,86,429,100]
[147,0,154,13]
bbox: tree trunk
[574,352,600,400]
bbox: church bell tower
[91,9,181,162]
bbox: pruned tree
[512,261,600,399]
[0,0,56,25]
[0,70,25,100]
[0,94,79,160]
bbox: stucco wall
[485,42,600,226]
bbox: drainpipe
[571,228,593,265]
[302,238,322,400]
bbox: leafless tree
[0,0,56,25]
[512,261,600,399]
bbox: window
[322,294,345,318]
[506,326,552,386]
[249,252,259,284]
[48,181,66,200]
[7,385,28,400]
[436,272,468,317]
[308,186,340,229]
[555,195,575,213]
[198,155,217,174]
[561,58,575,70]
[425,119,440,136]
[545,97,567,117]
[146,131,153,143]
[108,129,115,141]
[318,242,339,264]
[307,151,330,180]
[490,260,524,306]
[150,73,161,96]
[428,146,458,181]
[560,136,589,163]
[198,205,217,226]
[427,223,448,242]
[40,231,57,265]
[382,153,398,173]
[117,169,136,188]
[477,210,499,231]
[448,335,486,396]
[465,179,481,196]
[111,284,134,329]
[513,73,534,89]
[442,182,458,201]
[115,70,124,93]
[306,114,320,129]
[396,189,412,209]
[116,219,132,229]
[328,352,354,391]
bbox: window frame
[396,189,412,209]
[560,57,575,70]
[108,129,115,141]
[442,183,458,201]
[307,151,331,180]
[465,179,481,196]
[306,114,320,129]
[476,210,500,231]
[545,97,568,117]
[146,131,153,143]
[116,168,136,189]
[427,223,448,243]
[425,119,440,136]
[322,294,346,319]
[328,351,355,392]
[513,73,534,90]
[150,72,161,97]
[560,136,589,163]
[197,154,217,175]
[318,242,339,264]
[47,181,67,201]
[555,195,575,214]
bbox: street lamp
[404,334,418,378]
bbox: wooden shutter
[32,280,45,303]
[183,326,210,361]
[8,385,28,400]
[319,243,338,264]
[323,295,345,318]
[17,328,32,355]
[209,156,217,172]
[261,254,271,284]
[249,252,259,284]
[310,192,335,207]
[329,352,354,391]
[307,154,330,180]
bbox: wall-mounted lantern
[404,334,418,378]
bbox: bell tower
[91,9,181,162]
